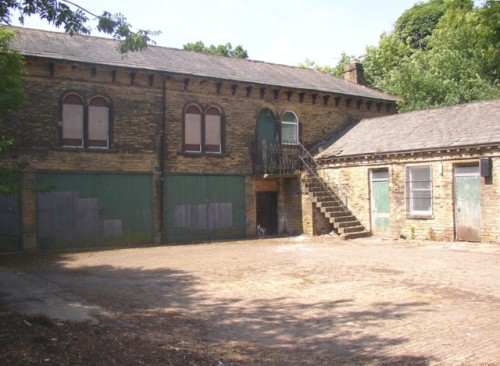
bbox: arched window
[281,111,298,144]
[183,104,224,154]
[205,107,221,153]
[184,105,202,152]
[88,97,110,148]
[62,94,84,147]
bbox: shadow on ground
[0,251,434,365]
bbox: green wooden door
[37,172,153,249]
[165,174,246,243]
[256,109,277,171]
[370,169,390,234]
[454,165,480,242]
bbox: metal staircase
[298,144,371,240]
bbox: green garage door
[165,174,246,243]
[37,172,153,249]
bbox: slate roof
[10,26,398,102]
[317,99,500,160]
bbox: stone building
[315,100,500,243]
[0,27,397,251]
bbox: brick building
[315,100,500,243]
[0,27,397,251]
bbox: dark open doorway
[256,191,278,236]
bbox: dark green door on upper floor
[256,109,277,172]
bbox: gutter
[317,143,500,165]
[159,77,167,243]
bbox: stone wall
[321,150,500,243]
[1,56,396,248]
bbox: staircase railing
[297,142,348,208]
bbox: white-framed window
[281,111,298,144]
[405,164,433,215]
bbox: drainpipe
[159,77,167,243]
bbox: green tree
[298,52,357,77]
[0,0,160,53]
[183,41,248,59]
[363,0,500,111]
[0,1,159,194]
[0,26,24,194]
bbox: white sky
[13,0,421,66]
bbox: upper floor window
[62,94,84,147]
[205,107,221,153]
[61,93,111,149]
[184,105,202,152]
[88,97,110,148]
[183,104,223,154]
[281,111,298,144]
[405,164,432,216]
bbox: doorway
[370,169,390,235]
[256,109,277,172]
[256,191,278,236]
[454,164,481,242]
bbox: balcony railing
[252,142,303,175]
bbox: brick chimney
[343,62,364,85]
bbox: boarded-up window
[281,111,298,144]
[62,94,84,147]
[185,105,202,152]
[205,107,221,153]
[88,97,109,148]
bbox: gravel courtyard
[1,235,499,365]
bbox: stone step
[341,231,372,240]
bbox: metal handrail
[297,142,348,207]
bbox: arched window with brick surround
[62,94,84,147]
[205,106,222,153]
[281,111,299,144]
[184,105,202,152]
[183,104,224,154]
[88,97,110,148]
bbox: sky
[12,0,422,67]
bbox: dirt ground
[1,235,499,365]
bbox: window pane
[371,170,388,180]
[455,165,479,176]
[89,99,109,148]
[412,191,432,212]
[281,111,298,144]
[282,123,297,144]
[185,112,201,152]
[62,102,84,147]
[410,166,430,181]
[282,111,297,123]
[406,165,432,214]
[205,114,221,153]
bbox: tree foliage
[0,0,160,53]
[302,0,499,111]
[183,41,248,59]
[364,0,500,111]
[298,53,357,77]
[0,26,24,115]
[0,26,25,194]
